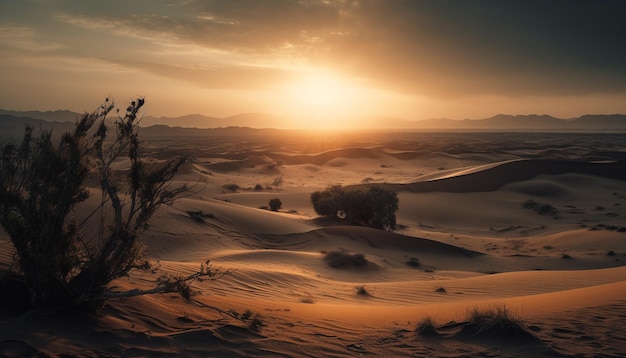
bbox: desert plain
[1,129,626,357]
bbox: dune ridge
[385,158,626,193]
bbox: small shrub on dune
[269,198,282,211]
[415,317,438,336]
[324,250,368,269]
[227,309,240,319]
[223,183,240,192]
[271,176,283,189]
[241,309,253,320]
[406,257,421,268]
[522,199,559,218]
[310,185,399,231]
[461,304,535,341]
[249,314,264,331]
[354,285,369,296]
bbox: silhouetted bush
[522,199,559,218]
[299,294,315,304]
[310,185,399,230]
[406,257,421,268]
[223,183,240,192]
[249,314,264,331]
[354,285,370,296]
[0,98,187,310]
[462,304,533,339]
[324,250,368,268]
[272,176,283,189]
[269,198,282,211]
[415,317,438,336]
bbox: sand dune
[1,131,625,357]
[389,158,626,193]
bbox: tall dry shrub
[0,98,187,310]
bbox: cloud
[4,0,626,98]
[317,0,626,97]
[109,58,294,90]
[0,24,64,52]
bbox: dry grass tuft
[299,294,315,304]
[324,250,368,269]
[354,285,369,296]
[460,304,536,341]
[415,317,438,336]
[406,257,421,268]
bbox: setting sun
[290,73,348,108]
[280,70,374,128]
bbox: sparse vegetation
[310,185,399,230]
[522,199,560,218]
[227,309,264,330]
[0,98,203,311]
[463,304,530,338]
[354,285,369,296]
[415,317,438,336]
[249,314,264,330]
[414,304,536,341]
[223,183,241,192]
[269,198,282,211]
[406,257,421,268]
[509,239,526,255]
[241,309,253,320]
[324,250,368,269]
[272,176,283,189]
[187,210,214,222]
[592,224,626,232]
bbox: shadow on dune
[383,159,626,193]
[257,226,483,258]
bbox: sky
[1,0,625,128]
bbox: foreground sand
[1,131,625,357]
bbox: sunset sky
[1,0,625,128]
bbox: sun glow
[280,70,376,129]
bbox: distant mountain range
[2,108,626,135]
[406,114,626,130]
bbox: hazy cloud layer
[1,0,626,105]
